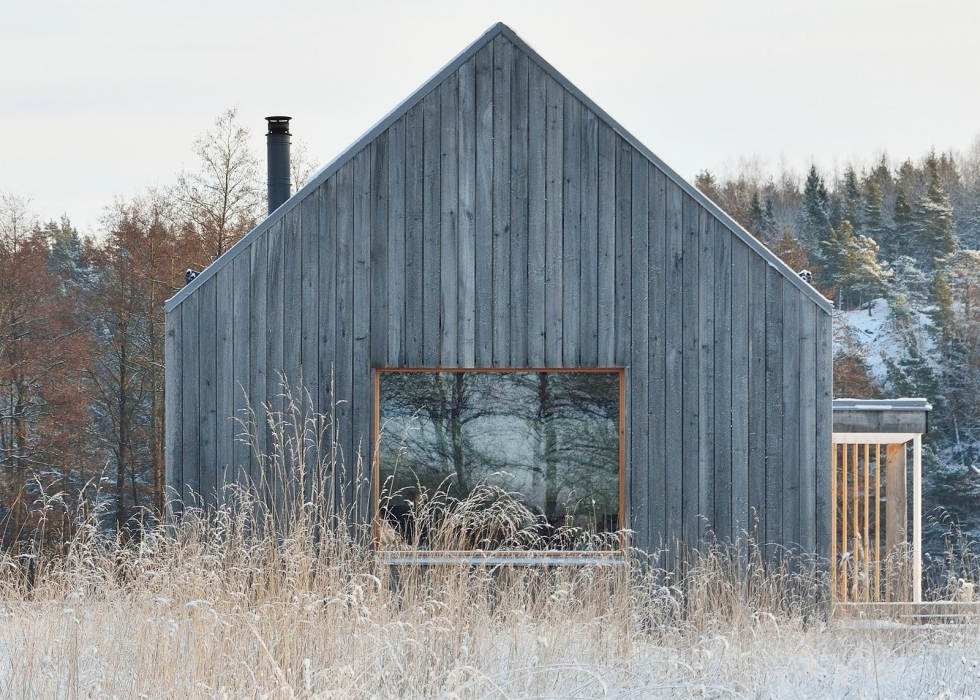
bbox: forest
[2,108,980,554]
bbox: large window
[375,369,623,556]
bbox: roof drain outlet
[266,116,291,214]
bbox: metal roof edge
[833,398,933,411]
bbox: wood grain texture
[815,308,834,562]
[647,165,667,557]
[386,120,406,368]
[544,75,564,366]
[747,252,767,545]
[353,144,373,516]
[440,75,459,367]
[730,238,750,539]
[404,103,424,368]
[422,93,442,367]
[457,57,477,367]
[509,47,529,367]
[596,123,616,368]
[713,219,733,543]
[370,134,389,369]
[681,194,700,547]
[799,299,817,555]
[492,36,512,366]
[764,265,784,555]
[198,276,218,508]
[698,207,715,541]
[561,91,582,367]
[474,42,494,367]
[215,266,234,498]
[664,180,684,550]
[526,61,547,367]
[164,303,182,514]
[232,250,251,486]
[579,104,599,366]
[782,277,801,552]
[249,234,268,490]
[180,294,200,504]
[629,150,649,547]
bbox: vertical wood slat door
[831,442,888,602]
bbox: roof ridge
[166,22,830,313]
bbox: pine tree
[916,153,958,268]
[800,165,830,249]
[842,166,863,232]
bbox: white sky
[3,0,979,235]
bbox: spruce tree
[916,154,958,268]
[800,165,830,249]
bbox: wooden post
[913,435,922,604]
[831,444,838,601]
[884,443,908,552]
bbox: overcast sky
[3,0,979,234]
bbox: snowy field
[2,522,979,698]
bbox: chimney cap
[265,116,291,134]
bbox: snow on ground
[835,298,935,390]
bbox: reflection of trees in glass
[378,371,619,551]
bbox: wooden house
[164,23,833,560]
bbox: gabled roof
[166,22,831,313]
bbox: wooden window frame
[373,367,627,564]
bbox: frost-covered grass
[2,517,980,698]
[3,388,979,698]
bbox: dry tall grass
[2,389,980,698]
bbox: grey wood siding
[164,27,832,558]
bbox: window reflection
[377,371,621,552]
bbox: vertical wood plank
[747,252,768,548]
[614,136,631,369]
[782,279,801,552]
[249,233,268,491]
[713,219,733,543]
[457,58,478,368]
[335,162,355,505]
[681,194,700,547]
[283,204,302,395]
[371,132,389,368]
[387,121,406,368]
[232,250,251,485]
[544,75,564,367]
[492,36,512,366]
[730,238,750,541]
[474,43,494,367]
[198,277,218,508]
[509,47,529,367]
[596,124,616,368]
[664,180,684,550]
[764,265,784,555]
[561,91,581,366]
[648,165,667,557]
[215,267,234,498]
[799,299,817,555]
[579,105,599,366]
[404,103,424,367]
[180,294,200,505]
[422,92,442,367]
[697,208,715,541]
[353,144,372,517]
[319,177,338,510]
[440,74,459,367]
[629,150,649,547]
[165,308,183,513]
[300,191,320,415]
[815,308,833,563]
[265,219,285,505]
[527,61,547,367]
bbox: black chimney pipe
[266,116,291,214]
